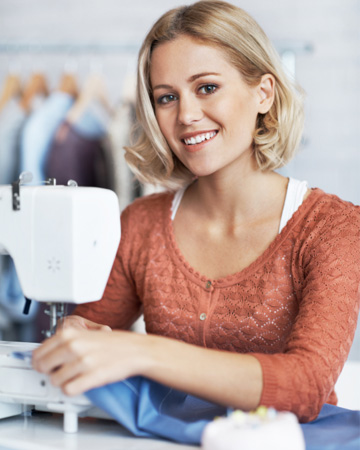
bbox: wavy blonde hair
[125,0,304,190]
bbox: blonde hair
[125,0,304,190]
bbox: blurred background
[0,0,359,406]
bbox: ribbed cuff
[252,353,280,408]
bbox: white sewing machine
[0,173,120,432]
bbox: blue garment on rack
[0,98,26,184]
[0,99,30,325]
[19,91,74,185]
[86,377,360,448]
[44,100,113,189]
[0,256,38,322]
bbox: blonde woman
[33,1,360,423]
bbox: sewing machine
[0,173,120,432]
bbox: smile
[182,131,217,145]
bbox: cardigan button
[200,313,207,321]
[205,280,212,289]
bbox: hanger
[58,73,78,98]
[0,73,22,113]
[58,58,79,98]
[66,72,113,125]
[20,72,49,112]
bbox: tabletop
[0,411,200,450]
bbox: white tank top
[171,178,309,234]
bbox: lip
[180,130,218,152]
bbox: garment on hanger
[20,72,48,112]
[0,77,32,333]
[0,99,26,185]
[0,74,22,114]
[58,72,78,99]
[19,88,75,185]
[45,73,114,189]
[105,101,137,211]
[45,117,111,189]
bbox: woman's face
[150,35,272,178]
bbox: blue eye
[157,94,178,105]
[199,84,218,95]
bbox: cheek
[155,110,174,141]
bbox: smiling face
[150,35,273,179]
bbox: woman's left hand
[32,328,149,396]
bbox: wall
[0,0,359,360]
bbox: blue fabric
[86,377,360,448]
[0,256,38,322]
[0,98,26,184]
[302,403,360,450]
[86,376,227,444]
[19,91,74,185]
[71,101,108,139]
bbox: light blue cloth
[0,98,26,184]
[0,99,35,325]
[19,91,74,185]
[71,101,109,139]
[301,404,360,450]
[86,377,360,448]
[0,256,38,323]
[86,376,227,444]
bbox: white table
[0,411,200,450]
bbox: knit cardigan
[74,188,360,422]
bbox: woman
[32,0,360,423]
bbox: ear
[257,74,275,114]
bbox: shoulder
[121,191,174,230]
[307,189,360,226]
[296,188,360,250]
[124,191,173,215]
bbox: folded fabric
[86,377,360,448]
[301,403,360,450]
[86,376,227,444]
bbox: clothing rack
[0,42,140,54]
[0,40,312,54]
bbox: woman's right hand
[58,315,112,332]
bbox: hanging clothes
[45,100,113,189]
[0,80,35,335]
[0,98,26,184]
[19,90,74,184]
[105,100,137,211]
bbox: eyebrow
[152,72,221,91]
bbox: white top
[171,178,309,234]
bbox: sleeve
[73,205,143,330]
[253,203,360,422]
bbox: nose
[177,94,202,125]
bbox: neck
[185,158,288,225]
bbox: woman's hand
[32,329,149,396]
[58,314,112,332]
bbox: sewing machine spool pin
[11,171,33,211]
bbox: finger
[62,366,118,397]
[50,355,90,389]
[32,330,78,372]
[59,316,89,331]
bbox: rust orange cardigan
[75,188,360,422]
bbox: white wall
[1,0,359,201]
[0,0,359,360]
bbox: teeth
[184,131,216,145]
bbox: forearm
[142,333,263,411]
[33,328,262,411]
